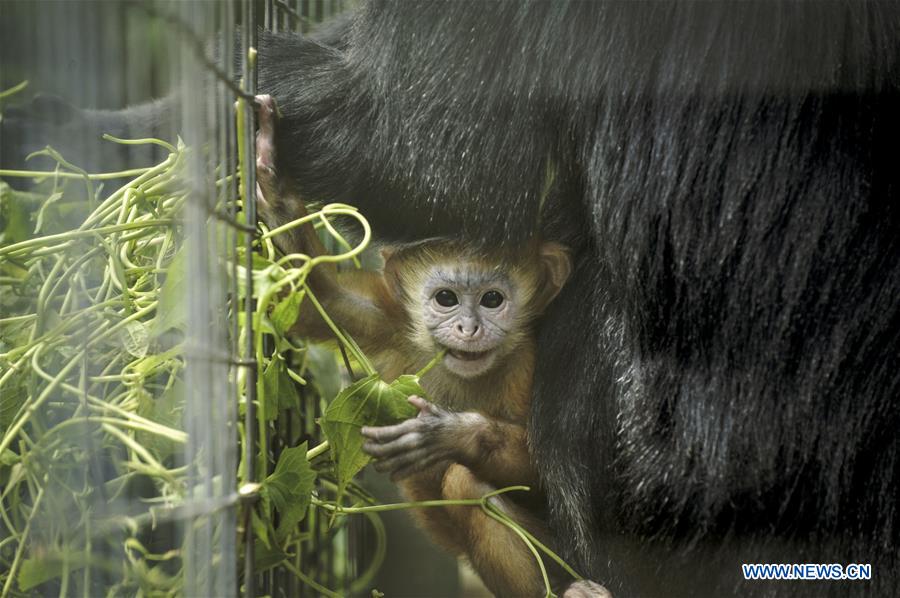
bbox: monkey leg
[397,466,470,555]
[441,463,550,597]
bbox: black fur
[3,2,898,595]
[265,3,900,595]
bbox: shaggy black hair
[3,2,897,595]
[262,3,899,595]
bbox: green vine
[0,91,580,598]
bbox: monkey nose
[455,323,480,338]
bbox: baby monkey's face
[395,240,568,379]
[419,261,519,378]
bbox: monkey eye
[480,290,504,308]
[434,289,459,307]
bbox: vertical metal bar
[216,1,240,594]
[180,0,238,593]
[242,0,258,595]
[222,1,243,593]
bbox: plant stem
[101,133,177,153]
[0,219,175,257]
[1,484,44,597]
[415,349,447,379]
[0,167,152,180]
[303,288,376,376]
[280,560,340,598]
[0,79,28,100]
[481,501,552,597]
[306,441,329,461]
[0,346,82,457]
[312,485,530,514]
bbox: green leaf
[320,374,418,497]
[0,316,33,354]
[305,344,342,402]
[274,334,302,355]
[121,321,150,358]
[0,448,19,467]
[1,463,24,500]
[130,344,184,377]
[263,442,317,542]
[257,359,284,421]
[18,557,60,591]
[277,367,300,412]
[152,247,187,335]
[262,357,301,412]
[252,542,290,573]
[390,374,431,402]
[132,386,156,419]
[251,506,273,550]
[18,551,90,591]
[271,291,303,335]
[0,181,35,246]
[237,253,285,300]
[0,254,28,281]
[136,381,184,460]
[0,375,27,431]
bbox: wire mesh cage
[5,3,896,598]
[0,2,361,596]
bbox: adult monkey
[2,2,899,596]
[259,4,900,595]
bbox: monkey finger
[254,94,276,125]
[362,432,424,458]
[408,395,430,412]
[361,418,421,442]
[408,395,443,417]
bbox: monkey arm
[261,188,400,348]
[289,268,403,354]
[266,190,401,349]
[361,396,538,490]
[255,93,403,350]
[454,412,536,490]
[256,93,329,264]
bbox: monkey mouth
[447,349,491,361]
[442,347,498,378]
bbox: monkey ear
[380,246,405,296]
[535,242,572,310]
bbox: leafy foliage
[0,131,430,596]
[262,443,317,542]
[0,85,567,598]
[322,375,418,496]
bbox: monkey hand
[254,93,314,257]
[361,396,486,481]
[254,93,280,215]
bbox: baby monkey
[255,95,574,596]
